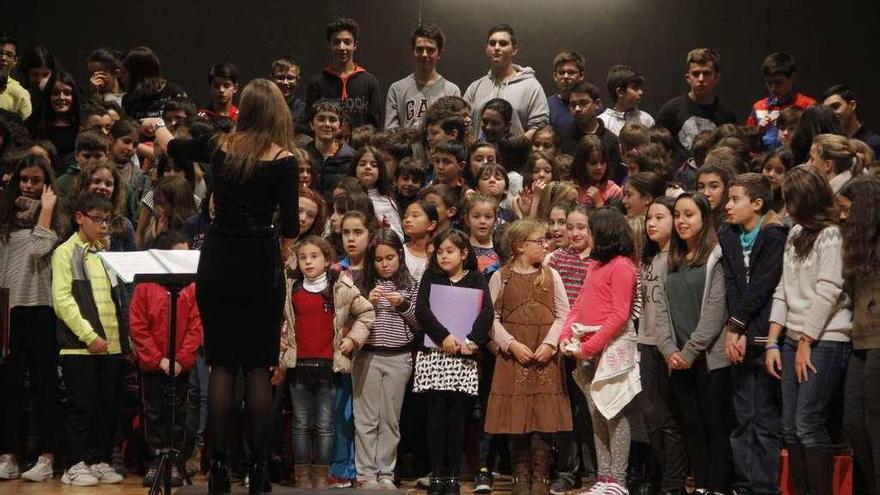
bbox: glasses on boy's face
[0,50,16,59]
[84,214,110,226]
[524,238,550,247]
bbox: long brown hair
[840,176,880,284]
[0,152,58,239]
[69,159,129,239]
[220,79,295,181]
[155,175,197,232]
[782,165,838,260]
[669,193,717,272]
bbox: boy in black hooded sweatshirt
[719,173,787,495]
[305,18,383,130]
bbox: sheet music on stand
[98,250,200,283]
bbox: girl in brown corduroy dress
[485,219,572,495]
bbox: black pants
[426,390,468,478]
[554,356,596,485]
[1,306,58,455]
[638,344,688,492]
[141,370,190,460]
[669,360,733,492]
[61,354,123,465]
[844,349,880,495]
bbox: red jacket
[129,282,203,372]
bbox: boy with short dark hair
[719,173,787,495]
[197,62,239,123]
[424,112,465,153]
[81,105,113,135]
[394,157,426,212]
[599,65,655,136]
[56,129,110,198]
[822,84,880,157]
[0,34,31,121]
[562,81,625,183]
[130,230,203,488]
[776,106,802,149]
[656,48,738,162]
[386,24,461,129]
[746,53,815,151]
[305,98,356,197]
[52,193,130,486]
[430,140,470,199]
[305,18,383,129]
[547,50,585,136]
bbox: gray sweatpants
[576,364,632,484]
[352,350,413,482]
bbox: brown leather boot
[311,465,329,489]
[512,436,531,495]
[294,464,312,489]
[530,434,551,495]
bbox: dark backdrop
[6,0,880,125]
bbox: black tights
[208,365,272,465]
[426,391,468,478]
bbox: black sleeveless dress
[168,136,299,368]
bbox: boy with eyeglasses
[547,50,585,138]
[270,55,307,130]
[0,34,31,121]
[52,193,130,486]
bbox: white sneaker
[601,481,628,495]
[22,455,53,482]
[90,462,124,484]
[361,479,380,489]
[0,454,19,480]
[61,462,99,486]
[378,478,397,490]
[578,481,606,495]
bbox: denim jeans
[289,366,337,465]
[330,373,356,479]
[186,348,209,449]
[781,337,851,450]
[730,347,782,495]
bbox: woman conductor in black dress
[143,79,298,494]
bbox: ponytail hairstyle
[813,133,856,175]
[782,165,838,261]
[363,228,415,291]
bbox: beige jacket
[280,271,375,373]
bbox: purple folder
[424,284,484,348]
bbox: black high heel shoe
[248,462,272,494]
[208,459,231,494]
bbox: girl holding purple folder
[414,229,493,495]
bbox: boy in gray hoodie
[464,24,548,140]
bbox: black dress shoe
[427,476,446,495]
[248,462,272,494]
[208,460,231,495]
[443,478,462,495]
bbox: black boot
[248,462,272,494]
[208,459,231,495]
[786,444,810,495]
[804,447,834,495]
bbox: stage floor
[0,475,524,494]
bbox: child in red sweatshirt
[129,231,203,487]
[559,208,638,495]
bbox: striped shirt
[0,226,58,308]
[362,279,420,350]
[547,247,593,305]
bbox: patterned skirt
[412,350,479,396]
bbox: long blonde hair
[220,79,295,181]
[504,218,551,291]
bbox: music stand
[134,272,197,495]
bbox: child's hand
[532,179,549,197]
[385,291,404,307]
[140,117,164,135]
[339,337,355,356]
[509,341,534,365]
[725,331,746,364]
[368,286,383,305]
[586,186,603,207]
[666,352,688,370]
[159,358,181,376]
[765,347,782,380]
[271,366,285,386]
[460,343,475,356]
[571,345,589,361]
[533,343,556,364]
[441,335,460,355]
[88,337,109,354]
[40,184,57,212]
[90,71,110,91]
